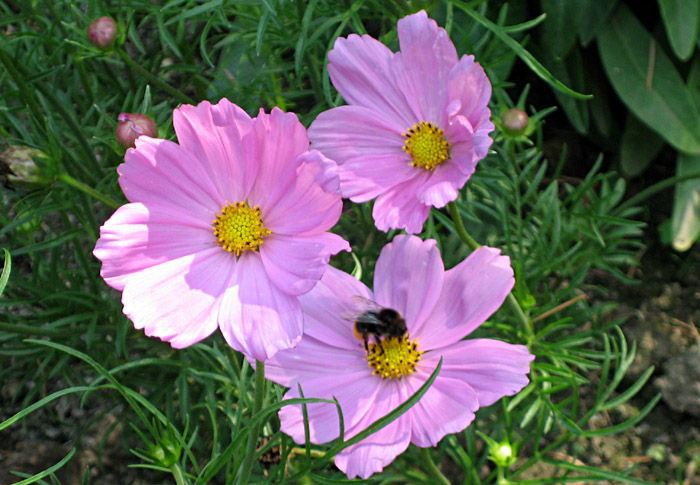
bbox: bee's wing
[349,295,383,312]
[339,309,361,322]
[339,296,384,323]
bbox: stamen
[402,121,450,171]
[213,201,271,256]
[367,335,423,379]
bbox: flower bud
[150,440,180,467]
[490,441,517,467]
[479,431,518,468]
[501,108,529,137]
[1,145,53,190]
[116,113,157,149]
[87,16,118,49]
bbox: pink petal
[262,150,344,235]
[218,251,303,361]
[471,116,495,161]
[279,370,383,445]
[299,266,374,351]
[94,202,215,290]
[443,57,494,166]
[421,339,533,407]
[259,233,348,296]
[415,156,471,208]
[373,235,444,333]
[414,247,514,349]
[119,137,220,216]
[328,33,415,128]
[120,248,232,348]
[265,336,368,387]
[334,380,412,479]
[446,55,492,127]
[172,99,257,202]
[247,108,310,210]
[444,115,479,175]
[404,372,479,447]
[308,106,415,202]
[393,10,459,123]
[372,176,431,234]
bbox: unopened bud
[87,17,118,49]
[488,440,518,468]
[1,146,53,190]
[116,113,157,149]
[501,108,529,137]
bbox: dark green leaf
[658,0,699,60]
[620,112,665,177]
[578,0,619,46]
[539,0,580,59]
[455,4,591,99]
[597,5,700,153]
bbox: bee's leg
[363,334,370,353]
[376,336,385,355]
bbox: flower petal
[415,247,514,349]
[373,235,444,333]
[265,336,368,387]
[328,33,415,128]
[372,176,431,234]
[218,251,303,361]
[446,55,493,128]
[120,248,232,348]
[334,380,412,479]
[404,372,479,447]
[94,203,215,290]
[279,370,383,445]
[393,10,459,123]
[416,172,463,208]
[119,137,220,216]
[299,266,374,351]
[260,233,349,296]
[247,108,310,210]
[172,99,257,202]
[422,339,533,407]
[262,150,344,235]
[308,106,415,202]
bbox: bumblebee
[342,296,407,354]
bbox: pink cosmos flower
[265,235,533,479]
[93,99,350,361]
[309,10,494,234]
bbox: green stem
[237,360,266,485]
[420,447,451,485]
[116,48,195,105]
[57,173,121,209]
[447,201,481,251]
[447,201,532,336]
[171,463,186,485]
[614,169,700,215]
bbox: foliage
[530,0,700,251]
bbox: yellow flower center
[367,335,424,379]
[402,121,450,171]
[212,201,271,256]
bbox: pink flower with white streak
[265,235,533,479]
[309,10,494,234]
[94,99,349,361]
